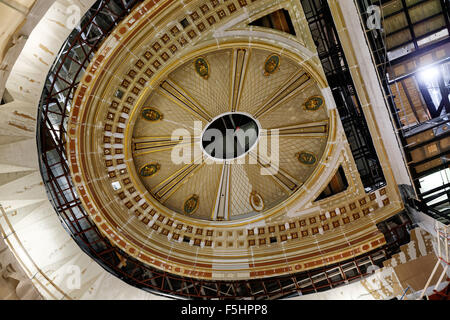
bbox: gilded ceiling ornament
[184,194,199,215]
[194,57,210,79]
[250,191,264,212]
[264,54,280,76]
[142,107,163,121]
[304,95,324,111]
[257,159,271,168]
[296,151,317,166]
[139,163,161,177]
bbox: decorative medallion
[184,194,199,215]
[296,151,317,166]
[304,95,324,111]
[194,57,209,79]
[264,54,280,76]
[142,107,163,121]
[139,163,161,177]
[249,191,264,212]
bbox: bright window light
[419,66,439,82]
[419,168,450,194]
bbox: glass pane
[419,168,450,193]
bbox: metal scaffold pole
[417,221,449,299]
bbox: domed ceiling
[65,0,402,280]
[131,47,329,221]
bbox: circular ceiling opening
[201,112,260,160]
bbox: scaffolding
[35,0,410,299]
[418,222,449,299]
[355,0,450,223]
